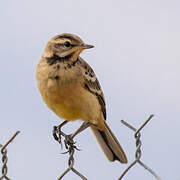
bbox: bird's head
[43,33,94,61]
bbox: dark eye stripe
[55,43,76,47]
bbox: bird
[36,33,127,163]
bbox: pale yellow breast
[36,58,104,128]
[36,59,81,120]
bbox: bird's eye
[64,41,71,48]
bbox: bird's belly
[37,70,102,126]
[52,101,81,121]
[40,78,83,121]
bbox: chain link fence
[0,131,20,180]
[0,115,162,179]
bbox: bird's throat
[46,52,76,65]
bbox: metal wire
[56,132,87,180]
[0,131,20,180]
[119,114,162,180]
[0,116,162,180]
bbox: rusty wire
[0,131,20,180]
[57,133,87,180]
[119,114,162,180]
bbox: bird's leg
[71,122,92,139]
[53,120,68,144]
[63,122,91,151]
[53,121,91,151]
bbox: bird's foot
[53,126,81,151]
[53,125,66,148]
[60,134,81,154]
[53,121,68,146]
[64,134,74,149]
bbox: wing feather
[78,57,106,120]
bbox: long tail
[91,121,127,163]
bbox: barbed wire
[119,114,162,180]
[0,131,20,180]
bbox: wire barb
[119,114,162,180]
[0,131,20,180]
[55,129,87,180]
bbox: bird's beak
[80,44,94,49]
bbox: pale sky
[0,0,180,179]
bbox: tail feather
[91,122,127,163]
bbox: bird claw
[74,146,81,151]
[64,135,74,149]
[53,126,63,149]
[53,126,59,141]
[61,150,69,154]
[53,127,81,152]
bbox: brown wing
[78,57,106,120]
